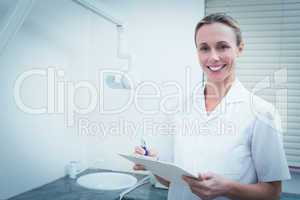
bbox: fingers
[134,146,145,155]
[182,176,200,187]
[197,173,204,181]
[133,146,158,171]
[182,175,202,182]
[134,146,158,157]
[133,147,146,171]
[147,148,158,157]
[201,172,214,180]
[182,175,208,190]
[133,164,145,170]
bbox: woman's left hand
[182,172,232,200]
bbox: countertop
[7,169,300,200]
[8,169,168,200]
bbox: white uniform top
[168,79,291,200]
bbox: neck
[205,76,235,101]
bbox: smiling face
[195,22,244,84]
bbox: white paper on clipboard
[119,153,198,183]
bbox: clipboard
[119,153,198,182]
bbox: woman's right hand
[132,146,158,170]
[132,146,170,187]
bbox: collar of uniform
[196,78,247,111]
[224,79,248,104]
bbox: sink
[76,172,138,190]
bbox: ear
[236,41,244,57]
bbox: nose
[209,49,220,61]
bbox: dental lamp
[72,0,133,89]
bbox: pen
[140,139,149,156]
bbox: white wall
[0,0,204,199]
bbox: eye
[198,46,210,52]
[217,44,230,51]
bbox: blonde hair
[194,13,242,47]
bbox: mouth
[207,64,226,72]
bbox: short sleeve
[251,111,291,182]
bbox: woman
[134,13,290,200]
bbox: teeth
[208,65,224,72]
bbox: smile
[207,65,226,72]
